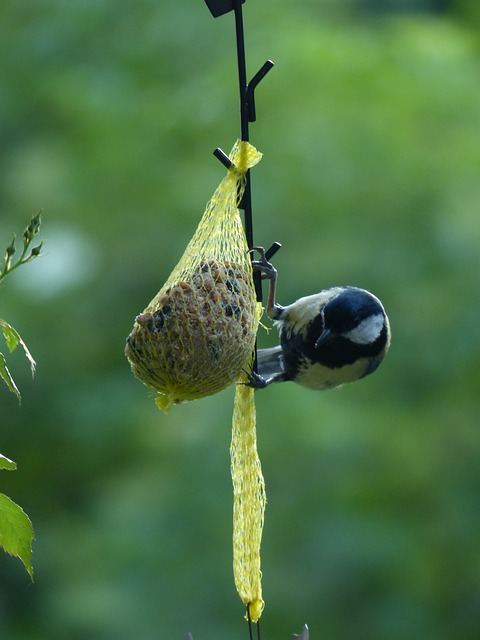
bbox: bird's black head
[323,287,385,339]
[303,287,390,369]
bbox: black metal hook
[247,60,274,123]
[265,241,282,261]
[213,147,234,170]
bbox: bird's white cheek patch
[346,313,384,345]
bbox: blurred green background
[1,0,480,638]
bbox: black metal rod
[233,0,254,249]
[207,0,278,370]
[232,0,262,308]
[233,0,250,143]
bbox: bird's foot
[249,246,277,282]
[242,368,268,390]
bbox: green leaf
[0,319,36,376]
[1,320,20,352]
[0,454,17,471]
[0,352,21,403]
[0,493,34,580]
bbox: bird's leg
[245,247,286,390]
[244,247,282,390]
[250,246,283,320]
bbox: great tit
[248,247,391,390]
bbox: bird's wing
[256,345,286,385]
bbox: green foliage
[0,455,34,579]
[0,494,34,580]
[0,212,43,285]
[0,215,41,580]
[0,453,17,471]
[0,320,36,403]
[0,213,41,402]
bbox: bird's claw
[249,246,277,281]
[243,368,268,390]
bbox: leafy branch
[0,212,43,285]
[0,212,42,403]
[0,212,42,580]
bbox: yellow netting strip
[125,140,262,413]
[231,372,266,623]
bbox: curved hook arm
[247,60,274,123]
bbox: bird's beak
[315,328,333,349]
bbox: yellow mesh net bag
[125,139,266,623]
[125,140,262,413]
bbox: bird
[247,247,391,390]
